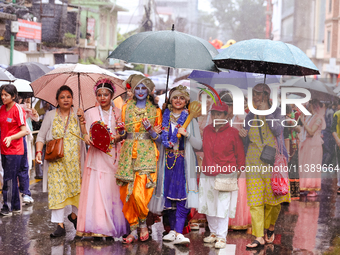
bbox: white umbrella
[0,79,33,92]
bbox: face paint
[134,83,148,100]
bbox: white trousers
[206,214,230,239]
[51,205,78,223]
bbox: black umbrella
[7,62,51,82]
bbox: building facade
[323,0,340,81]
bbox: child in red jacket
[198,102,245,249]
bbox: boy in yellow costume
[116,74,162,243]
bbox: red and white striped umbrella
[30,63,125,110]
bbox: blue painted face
[134,83,148,100]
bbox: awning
[0,12,16,21]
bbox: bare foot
[140,227,149,242]
[122,234,136,244]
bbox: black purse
[257,116,276,165]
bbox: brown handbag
[45,110,70,162]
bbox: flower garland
[161,108,188,148]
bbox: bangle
[119,130,126,136]
[186,132,191,139]
[82,134,88,139]
[145,126,152,131]
[151,134,159,140]
[36,151,42,156]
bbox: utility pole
[265,0,273,39]
[10,0,16,66]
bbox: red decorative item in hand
[89,121,114,156]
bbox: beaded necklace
[161,108,188,170]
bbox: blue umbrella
[188,69,280,90]
[213,39,320,76]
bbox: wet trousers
[206,215,229,239]
[250,204,281,237]
[1,154,22,211]
[120,172,156,231]
[164,200,190,234]
[51,205,78,223]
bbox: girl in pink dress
[298,99,325,197]
[76,78,129,239]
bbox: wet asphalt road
[1,172,340,255]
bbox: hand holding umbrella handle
[177,101,202,138]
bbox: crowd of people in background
[1,75,339,250]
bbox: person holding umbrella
[115,74,162,244]
[76,78,129,240]
[239,83,290,248]
[0,84,27,216]
[35,85,86,237]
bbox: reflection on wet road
[1,174,340,255]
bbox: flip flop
[266,230,275,244]
[246,240,264,249]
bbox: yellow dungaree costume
[116,100,162,230]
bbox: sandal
[190,223,200,230]
[266,230,275,244]
[215,238,226,249]
[246,240,264,249]
[139,228,149,242]
[307,191,317,197]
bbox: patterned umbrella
[30,64,125,110]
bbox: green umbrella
[108,25,219,100]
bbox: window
[327,31,331,53]
[329,0,332,13]
[281,16,294,42]
[282,0,294,14]
[100,14,107,47]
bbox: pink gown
[228,114,251,230]
[191,113,212,223]
[299,114,325,191]
[289,200,319,251]
[76,106,129,237]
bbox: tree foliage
[211,0,266,41]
